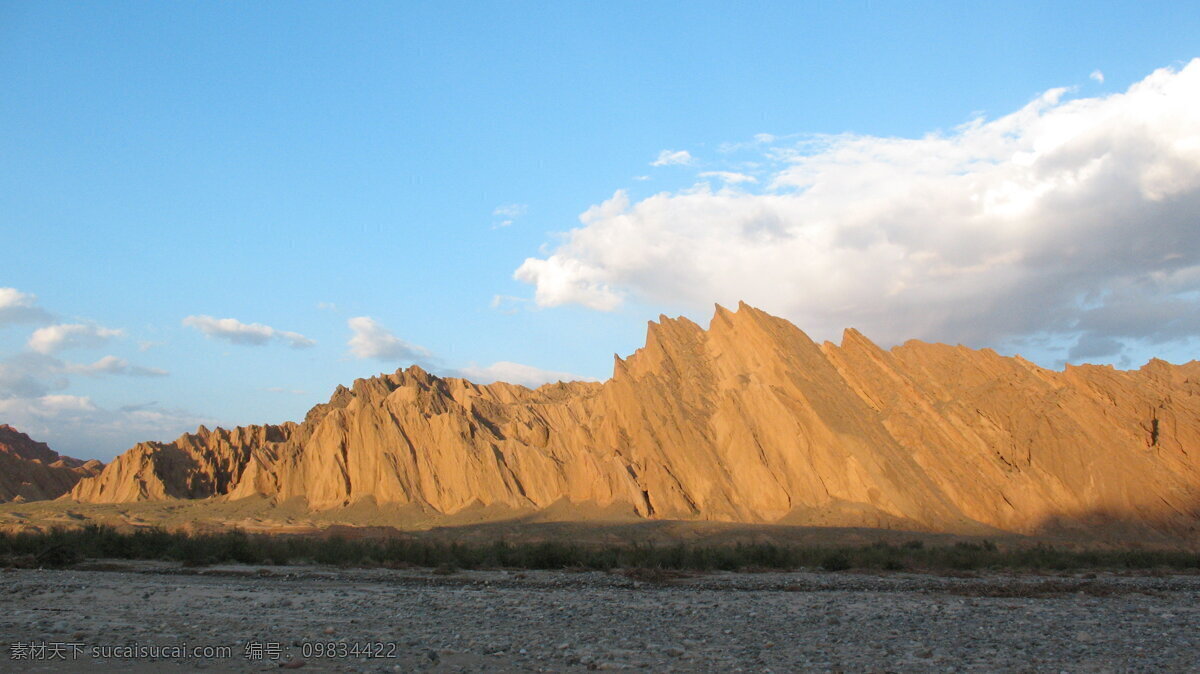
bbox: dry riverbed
[2,562,1198,672]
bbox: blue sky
[3,2,1199,459]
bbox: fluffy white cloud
[346,316,432,362]
[454,361,596,388]
[1090,69,1105,83]
[27,323,122,354]
[0,394,211,461]
[516,60,1200,359]
[514,253,622,311]
[651,149,693,166]
[182,315,315,348]
[0,288,53,326]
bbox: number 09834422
[300,641,398,659]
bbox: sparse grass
[1,526,1198,573]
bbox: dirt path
[2,563,1198,672]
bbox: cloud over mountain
[0,394,210,462]
[346,317,591,387]
[516,60,1200,361]
[346,317,433,362]
[454,361,596,388]
[0,291,178,458]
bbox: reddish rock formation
[69,304,1200,537]
[0,425,103,502]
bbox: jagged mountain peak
[65,304,1200,541]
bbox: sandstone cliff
[69,304,1200,538]
[0,425,103,502]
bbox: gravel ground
[2,563,1198,672]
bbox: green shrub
[3,526,1197,573]
[820,552,851,571]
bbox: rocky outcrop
[69,304,1200,537]
[0,425,103,502]
[68,424,285,503]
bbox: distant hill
[0,425,103,502]
[68,303,1200,542]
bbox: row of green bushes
[2,526,1198,572]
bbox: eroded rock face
[0,425,103,502]
[69,304,1200,536]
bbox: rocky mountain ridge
[0,425,103,502]
[68,303,1200,538]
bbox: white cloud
[346,316,432,361]
[3,394,98,415]
[0,288,53,326]
[28,323,123,354]
[0,394,212,461]
[344,315,589,389]
[66,355,168,378]
[1090,69,1105,83]
[651,149,693,167]
[492,203,528,229]
[493,203,527,218]
[514,255,622,312]
[182,315,315,348]
[1,344,185,461]
[719,133,786,154]
[0,293,182,459]
[454,361,597,388]
[699,171,758,185]
[0,353,68,398]
[1,351,167,399]
[489,294,530,315]
[516,60,1200,357]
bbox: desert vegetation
[2,526,1198,573]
